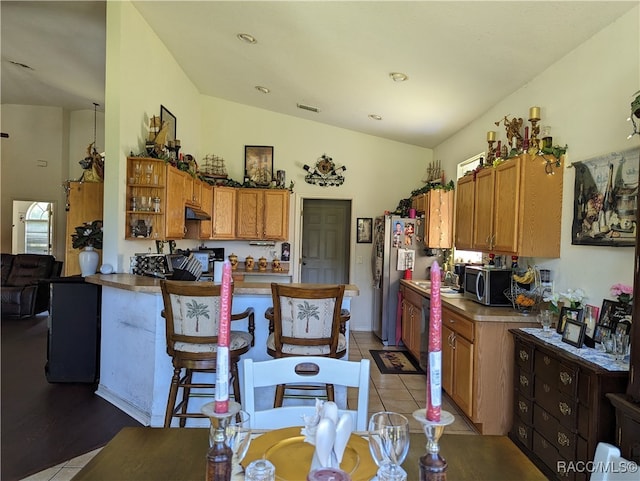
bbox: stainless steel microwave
[463,266,512,306]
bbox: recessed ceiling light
[237,33,257,44]
[255,86,270,94]
[369,114,383,121]
[389,72,408,82]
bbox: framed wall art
[571,146,639,247]
[357,218,373,243]
[557,306,584,334]
[245,145,273,186]
[562,318,587,348]
[160,105,176,144]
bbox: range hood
[185,206,211,221]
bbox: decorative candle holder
[413,409,455,481]
[202,400,242,444]
[528,118,540,153]
[486,140,495,163]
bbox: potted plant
[71,220,103,276]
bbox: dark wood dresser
[510,328,628,481]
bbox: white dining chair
[590,442,639,481]
[241,357,370,431]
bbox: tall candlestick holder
[486,140,495,163]
[413,408,455,481]
[528,117,541,154]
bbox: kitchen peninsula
[85,274,359,427]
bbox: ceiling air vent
[297,103,320,113]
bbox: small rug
[369,350,424,375]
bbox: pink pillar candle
[427,261,442,422]
[214,261,232,413]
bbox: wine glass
[538,310,552,336]
[223,410,252,475]
[368,411,410,474]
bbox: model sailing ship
[145,116,169,158]
[200,154,228,180]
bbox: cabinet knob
[544,356,551,365]
[558,402,572,416]
[559,371,573,385]
[543,383,550,393]
[518,401,528,413]
[557,432,570,447]
[519,375,529,387]
[519,350,529,362]
[518,426,527,440]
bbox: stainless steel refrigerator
[371,215,431,346]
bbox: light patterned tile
[376,387,414,401]
[64,448,103,467]
[50,467,82,481]
[382,398,421,414]
[20,465,64,481]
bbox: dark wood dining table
[71,427,547,481]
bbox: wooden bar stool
[266,283,347,407]
[160,280,254,427]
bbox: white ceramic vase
[78,246,99,276]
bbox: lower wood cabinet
[400,284,422,362]
[510,329,628,481]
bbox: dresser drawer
[533,431,574,481]
[512,418,533,450]
[535,375,559,413]
[556,423,577,461]
[516,393,533,425]
[515,339,534,372]
[517,366,534,397]
[555,392,578,430]
[535,350,559,383]
[534,404,560,447]
[558,363,578,396]
[442,308,474,341]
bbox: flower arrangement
[71,220,103,249]
[543,288,587,314]
[610,283,633,304]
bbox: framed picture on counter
[598,299,632,330]
[562,318,587,348]
[557,306,583,335]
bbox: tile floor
[21,331,477,481]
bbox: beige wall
[434,6,640,306]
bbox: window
[456,152,485,180]
[25,202,51,254]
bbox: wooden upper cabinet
[473,167,495,251]
[423,190,454,249]
[263,189,290,240]
[236,188,289,240]
[411,193,426,214]
[454,175,475,251]
[211,186,236,240]
[197,182,213,239]
[455,154,563,258]
[165,166,188,239]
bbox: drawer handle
[520,375,529,387]
[518,401,528,413]
[518,426,527,439]
[541,438,548,449]
[544,356,551,365]
[559,402,572,416]
[542,411,549,422]
[519,350,529,362]
[543,383,551,393]
[560,372,573,385]
[558,432,570,447]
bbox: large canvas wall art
[571,146,639,247]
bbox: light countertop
[400,278,536,323]
[85,273,359,296]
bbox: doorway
[12,201,54,254]
[301,199,351,284]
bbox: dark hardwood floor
[1,313,142,481]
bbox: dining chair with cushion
[160,279,255,427]
[241,356,370,431]
[266,283,347,407]
[589,442,638,481]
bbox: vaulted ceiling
[2,1,636,148]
